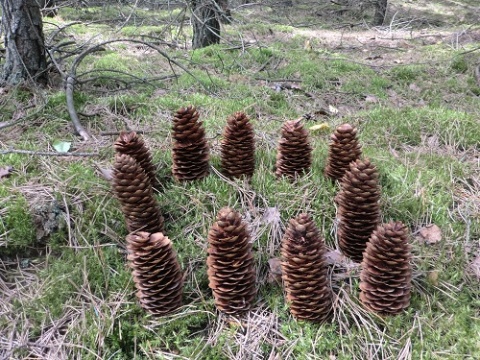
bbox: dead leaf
[325,250,348,265]
[267,257,282,284]
[467,255,480,281]
[409,83,421,92]
[427,270,439,286]
[309,123,331,133]
[0,166,13,180]
[96,166,114,181]
[417,224,442,244]
[364,94,379,103]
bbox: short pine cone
[324,123,362,181]
[281,213,332,323]
[172,105,210,182]
[360,221,412,315]
[221,111,255,179]
[126,232,183,316]
[112,154,164,233]
[275,120,312,179]
[114,131,157,188]
[336,158,380,263]
[207,207,256,315]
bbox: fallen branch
[66,76,91,141]
[0,149,98,157]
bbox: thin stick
[0,149,98,157]
[66,76,91,141]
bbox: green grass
[1,1,480,359]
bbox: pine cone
[281,213,332,323]
[275,120,312,179]
[360,221,412,315]
[114,131,158,188]
[126,232,183,316]
[172,105,210,182]
[207,207,256,315]
[112,153,164,233]
[221,111,255,180]
[324,123,362,181]
[336,158,380,263]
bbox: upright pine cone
[114,131,157,188]
[221,111,255,180]
[324,123,362,181]
[336,158,380,263]
[275,120,312,179]
[126,232,183,316]
[112,153,164,233]
[281,213,332,323]
[207,207,256,315]
[172,105,210,181]
[360,221,412,315]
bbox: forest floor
[1,0,479,359]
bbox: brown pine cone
[281,213,332,323]
[324,123,362,181]
[275,120,312,179]
[114,131,157,188]
[172,105,210,182]
[336,158,380,263]
[112,153,164,233]
[360,221,412,315]
[221,111,255,179]
[207,207,256,315]
[127,232,183,316]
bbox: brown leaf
[267,257,282,284]
[96,167,113,181]
[0,166,13,180]
[468,255,480,281]
[417,224,442,244]
[325,249,347,266]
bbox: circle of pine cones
[275,120,312,180]
[126,231,183,316]
[281,213,332,323]
[207,207,257,315]
[221,111,255,180]
[171,105,210,182]
[324,123,362,181]
[336,158,380,263]
[360,221,412,315]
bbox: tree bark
[1,0,48,86]
[372,0,388,26]
[190,0,221,49]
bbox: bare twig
[0,149,99,157]
[66,76,90,141]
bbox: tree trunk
[190,0,221,49]
[372,0,388,26]
[1,0,48,86]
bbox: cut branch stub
[172,105,210,182]
[336,158,380,263]
[360,221,412,315]
[127,231,183,316]
[207,207,256,315]
[114,131,158,189]
[221,111,255,180]
[281,213,332,323]
[275,120,312,180]
[324,123,362,181]
[112,153,164,234]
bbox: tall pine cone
[360,221,412,315]
[114,131,157,188]
[207,207,256,315]
[275,120,312,179]
[281,213,332,323]
[126,232,183,316]
[324,123,362,181]
[336,158,380,262]
[336,158,380,263]
[112,153,164,233]
[172,105,210,182]
[221,111,255,180]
